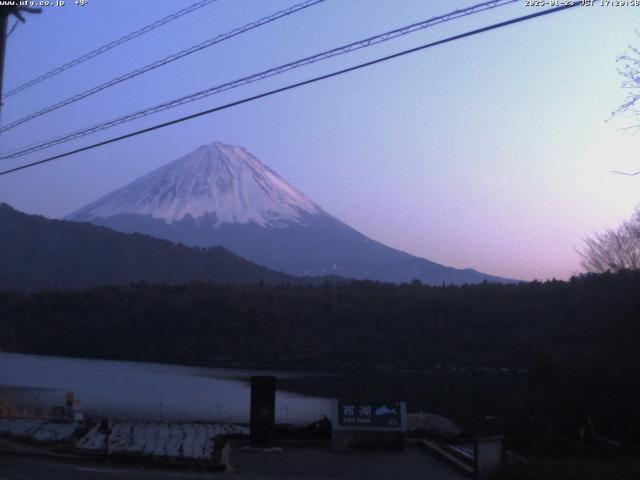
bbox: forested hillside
[2,273,638,369]
[0,203,295,290]
[1,272,639,441]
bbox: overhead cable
[0,0,326,132]
[1,0,220,100]
[0,4,580,177]
[0,0,518,157]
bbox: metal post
[0,11,8,116]
[0,6,41,118]
[250,376,276,447]
[99,417,112,456]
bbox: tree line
[1,272,639,441]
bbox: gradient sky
[1,0,639,281]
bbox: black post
[0,6,41,117]
[65,391,74,419]
[250,375,276,447]
[98,417,112,456]
[0,10,8,114]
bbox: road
[235,446,465,479]
[0,448,465,479]
[0,455,220,480]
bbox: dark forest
[2,271,639,442]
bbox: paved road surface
[0,455,217,480]
[0,448,465,479]
[235,447,465,479]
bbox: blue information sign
[337,400,402,429]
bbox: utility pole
[0,6,41,118]
[0,9,10,116]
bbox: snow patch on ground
[75,421,248,461]
[0,418,81,443]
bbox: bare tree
[590,38,640,268]
[613,35,640,122]
[609,39,640,178]
[580,209,640,273]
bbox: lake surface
[0,353,332,424]
[0,353,525,431]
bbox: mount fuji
[67,142,514,284]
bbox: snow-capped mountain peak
[66,140,516,285]
[68,142,322,227]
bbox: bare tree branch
[580,209,640,273]
[610,170,640,176]
[609,32,640,123]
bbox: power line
[0,0,326,133]
[1,0,219,100]
[0,0,519,159]
[0,3,579,177]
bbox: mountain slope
[67,142,516,285]
[0,203,296,292]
